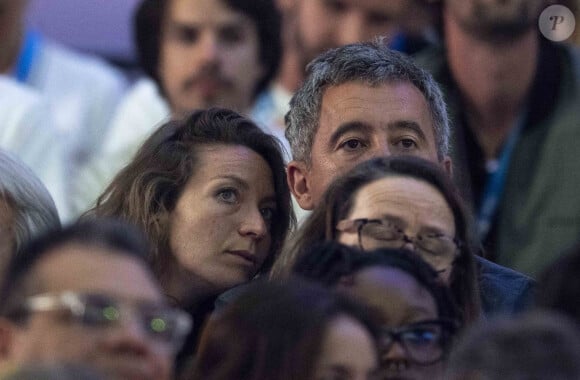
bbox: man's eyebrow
[328,121,373,148]
[387,120,428,142]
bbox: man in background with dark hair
[75,0,282,214]
[0,219,191,380]
[414,0,580,277]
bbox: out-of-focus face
[341,266,444,380]
[4,245,174,380]
[338,176,458,283]
[288,81,446,210]
[313,315,379,380]
[169,144,276,295]
[286,0,409,67]
[445,0,546,39]
[158,0,264,114]
[0,0,28,73]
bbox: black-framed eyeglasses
[20,291,192,351]
[336,218,462,274]
[379,319,457,365]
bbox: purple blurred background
[26,0,141,63]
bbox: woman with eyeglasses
[87,108,293,372]
[294,241,460,380]
[271,155,482,323]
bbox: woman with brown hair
[88,108,293,370]
[271,155,533,323]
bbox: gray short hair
[0,150,60,254]
[285,40,450,164]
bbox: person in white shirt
[0,1,128,218]
[0,77,68,219]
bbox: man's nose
[197,32,220,64]
[368,143,392,159]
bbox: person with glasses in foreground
[0,219,191,380]
[294,241,460,380]
[275,156,535,322]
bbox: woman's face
[340,266,444,380]
[337,176,457,283]
[313,315,379,380]
[169,144,276,293]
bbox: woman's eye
[216,189,238,203]
[260,207,276,224]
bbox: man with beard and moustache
[414,0,580,277]
[74,0,281,214]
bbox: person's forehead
[315,81,434,139]
[165,0,255,27]
[31,244,164,303]
[320,80,429,111]
[348,266,438,322]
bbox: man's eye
[339,139,365,151]
[173,27,199,44]
[220,26,245,44]
[397,138,418,149]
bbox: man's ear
[287,160,314,210]
[442,155,453,178]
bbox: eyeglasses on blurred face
[379,319,457,365]
[336,218,462,274]
[16,291,192,351]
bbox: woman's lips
[227,250,258,266]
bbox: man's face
[445,0,546,40]
[158,0,264,114]
[3,245,174,380]
[286,0,409,67]
[288,81,449,210]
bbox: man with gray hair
[0,149,60,278]
[286,39,451,211]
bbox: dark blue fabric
[476,255,536,316]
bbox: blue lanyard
[13,30,41,83]
[477,113,526,240]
